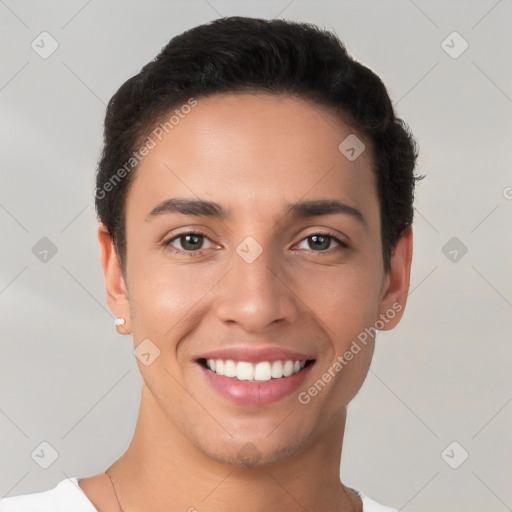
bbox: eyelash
[163,230,349,257]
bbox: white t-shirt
[0,477,397,511]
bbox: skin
[79,93,413,512]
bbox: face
[100,93,412,467]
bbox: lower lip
[198,363,314,406]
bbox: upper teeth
[206,359,306,381]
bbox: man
[1,16,418,512]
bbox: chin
[197,433,309,469]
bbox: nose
[213,239,299,333]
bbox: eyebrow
[145,197,366,225]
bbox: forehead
[127,93,378,226]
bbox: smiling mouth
[197,358,315,382]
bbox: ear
[97,224,131,335]
[377,226,413,330]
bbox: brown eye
[295,232,347,252]
[176,233,204,251]
[307,234,332,251]
[164,231,214,255]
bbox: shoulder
[351,488,398,512]
[0,477,97,512]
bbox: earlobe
[377,226,413,331]
[97,224,132,334]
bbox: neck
[108,385,360,512]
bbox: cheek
[299,263,382,341]
[128,261,217,339]
[310,267,381,400]
[127,266,212,393]
[300,270,378,406]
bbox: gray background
[1,1,511,510]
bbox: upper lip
[195,345,315,364]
